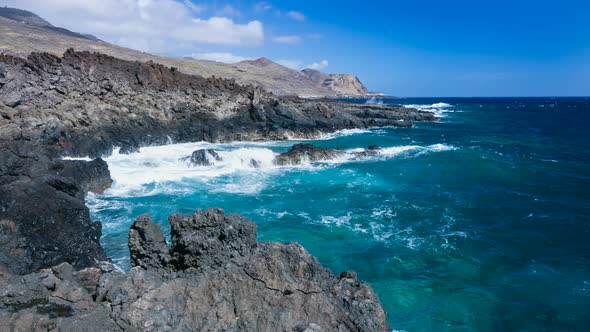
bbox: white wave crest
[365,97,384,104]
[403,102,455,118]
[89,141,456,197]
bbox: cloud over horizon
[307,60,329,70]
[277,59,330,71]
[190,52,251,63]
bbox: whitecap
[403,102,455,118]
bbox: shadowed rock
[129,214,171,271]
[0,208,390,331]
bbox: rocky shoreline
[0,50,435,330]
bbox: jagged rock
[274,143,344,165]
[0,141,109,275]
[248,158,260,168]
[179,149,222,166]
[0,208,390,331]
[169,209,257,270]
[129,214,171,271]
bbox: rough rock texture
[0,141,110,275]
[0,50,433,275]
[0,50,434,329]
[128,215,171,272]
[0,209,390,331]
[179,149,222,166]
[0,50,434,158]
[274,143,344,165]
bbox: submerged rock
[0,208,390,331]
[248,158,261,168]
[353,145,383,158]
[274,143,344,165]
[180,149,222,166]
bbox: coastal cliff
[0,50,435,330]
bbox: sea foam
[78,140,456,197]
[403,102,455,118]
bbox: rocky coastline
[0,50,436,330]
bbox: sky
[3,0,589,96]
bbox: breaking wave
[90,141,456,197]
[403,102,457,118]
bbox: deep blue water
[89,97,590,331]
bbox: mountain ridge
[0,7,370,97]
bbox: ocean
[88,97,590,331]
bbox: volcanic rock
[274,143,344,165]
[180,149,222,166]
[0,208,391,331]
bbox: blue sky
[7,0,590,96]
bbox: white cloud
[276,59,329,71]
[276,59,304,70]
[272,35,302,44]
[182,0,203,13]
[2,0,264,53]
[286,11,305,21]
[190,52,251,63]
[216,4,240,17]
[307,60,329,70]
[254,2,272,12]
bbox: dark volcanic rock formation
[0,141,110,275]
[274,143,387,165]
[0,49,434,158]
[274,143,344,165]
[179,149,222,166]
[0,209,390,331]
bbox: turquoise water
[89,98,590,331]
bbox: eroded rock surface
[274,143,344,165]
[0,209,390,331]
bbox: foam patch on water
[403,102,457,118]
[81,140,456,197]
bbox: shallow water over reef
[89,97,590,331]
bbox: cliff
[0,50,434,330]
[302,68,369,96]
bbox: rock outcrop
[301,69,369,96]
[179,149,222,166]
[0,209,390,331]
[273,144,386,165]
[274,143,344,165]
